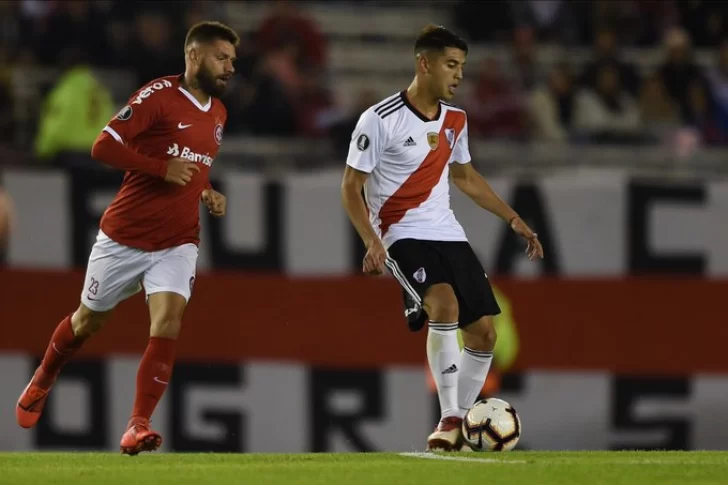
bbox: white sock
[457,347,494,418]
[427,321,461,420]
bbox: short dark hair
[185,21,240,49]
[414,25,468,56]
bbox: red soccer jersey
[98,75,226,251]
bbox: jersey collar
[176,74,212,112]
[400,90,441,123]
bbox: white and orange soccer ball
[461,398,522,452]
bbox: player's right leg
[421,283,465,451]
[386,239,463,451]
[16,230,146,429]
[16,303,113,428]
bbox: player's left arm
[449,120,543,260]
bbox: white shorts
[81,230,198,312]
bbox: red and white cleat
[120,417,162,456]
[426,416,463,452]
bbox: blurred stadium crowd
[1,0,728,167]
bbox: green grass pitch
[0,451,726,485]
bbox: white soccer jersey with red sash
[346,91,471,248]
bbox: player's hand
[201,189,227,217]
[510,216,544,261]
[363,238,387,276]
[164,157,200,186]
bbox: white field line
[399,452,727,466]
[398,452,527,464]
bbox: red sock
[131,337,177,421]
[38,315,88,386]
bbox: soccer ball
[461,398,521,451]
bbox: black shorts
[385,239,501,332]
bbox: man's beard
[197,65,227,98]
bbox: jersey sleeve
[345,109,387,173]
[103,92,162,145]
[450,118,471,165]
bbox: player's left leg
[119,243,197,455]
[458,316,496,416]
[120,291,186,455]
[445,242,500,420]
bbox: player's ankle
[34,367,56,389]
[127,415,150,427]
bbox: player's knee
[462,317,497,351]
[150,316,182,339]
[71,305,111,337]
[423,284,459,323]
[483,320,497,349]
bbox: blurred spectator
[587,0,676,46]
[574,64,642,144]
[221,32,262,134]
[509,0,582,45]
[678,1,728,48]
[579,28,641,96]
[588,0,642,45]
[132,10,182,85]
[630,0,679,47]
[0,183,13,267]
[297,75,336,138]
[329,89,379,160]
[453,0,515,43]
[528,62,575,143]
[238,37,301,136]
[685,79,722,145]
[658,28,709,123]
[34,1,108,67]
[467,57,527,139]
[639,72,681,142]
[504,27,540,92]
[0,0,25,56]
[33,46,115,167]
[257,0,327,70]
[0,46,15,146]
[705,41,728,142]
[103,18,135,71]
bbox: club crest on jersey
[445,128,455,149]
[427,132,439,150]
[214,124,224,145]
[116,105,133,121]
[413,267,427,283]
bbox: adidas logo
[404,136,416,147]
[442,364,458,375]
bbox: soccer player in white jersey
[341,25,543,452]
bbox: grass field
[1,451,727,485]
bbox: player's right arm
[91,90,199,186]
[341,108,387,275]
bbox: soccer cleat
[16,367,55,429]
[120,417,162,456]
[426,416,463,452]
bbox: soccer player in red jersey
[16,21,238,455]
